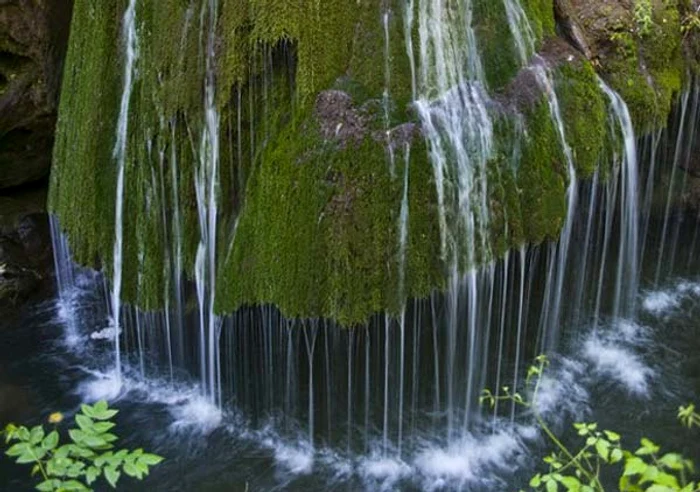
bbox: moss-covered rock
[216,91,443,325]
[565,0,685,131]
[555,57,607,178]
[48,0,697,324]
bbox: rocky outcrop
[0,0,73,189]
[0,187,53,310]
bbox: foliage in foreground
[482,355,700,492]
[2,401,163,491]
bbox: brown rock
[0,0,74,189]
[0,185,53,309]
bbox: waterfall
[43,1,700,488]
[111,0,139,382]
[193,0,222,405]
[654,82,700,283]
[598,78,640,319]
[503,0,536,65]
[530,62,577,352]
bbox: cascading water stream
[414,0,494,437]
[531,62,577,352]
[111,0,139,383]
[37,2,700,490]
[503,0,536,65]
[598,78,640,319]
[194,0,222,405]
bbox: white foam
[168,396,223,434]
[56,290,86,349]
[413,429,525,490]
[582,334,653,396]
[642,280,700,316]
[677,281,700,296]
[90,326,122,341]
[642,291,680,315]
[265,439,314,475]
[532,358,588,421]
[78,370,124,401]
[359,453,412,491]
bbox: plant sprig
[3,401,163,491]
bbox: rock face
[0,187,53,310]
[0,0,73,189]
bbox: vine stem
[28,447,50,483]
[531,359,606,491]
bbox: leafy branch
[481,355,699,492]
[2,401,163,491]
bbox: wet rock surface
[0,185,53,311]
[0,0,73,189]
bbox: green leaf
[17,427,31,441]
[81,434,108,449]
[652,471,680,488]
[557,476,581,491]
[639,464,660,484]
[658,453,684,471]
[94,452,113,468]
[530,473,542,489]
[636,438,660,456]
[123,460,140,479]
[646,486,676,492]
[6,442,29,457]
[603,430,620,442]
[66,461,86,478]
[610,448,624,464]
[17,448,45,464]
[94,401,108,414]
[92,408,118,421]
[80,404,95,419]
[624,457,648,476]
[104,466,120,488]
[114,449,129,460]
[546,479,559,492]
[36,479,60,491]
[75,415,94,432]
[595,439,610,462]
[92,422,116,434]
[30,426,45,445]
[101,433,118,444]
[138,453,164,466]
[59,480,89,491]
[42,431,60,451]
[53,444,71,460]
[135,460,149,476]
[68,429,85,445]
[85,466,99,485]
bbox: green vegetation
[482,356,700,491]
[2,401,163,491]
[602,0,684,132]
[634,0,654,36]
[555,60,608,179]
[48,0,699,324]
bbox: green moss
[52,0,694,324]
[49,0,121,269]
[522,0,556,41]
[555,59,607,178]
[602,1,684,132]
[517,101,568,244]
[640,2,683,123]
[473,0,521,91]
[216,103,442,325]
